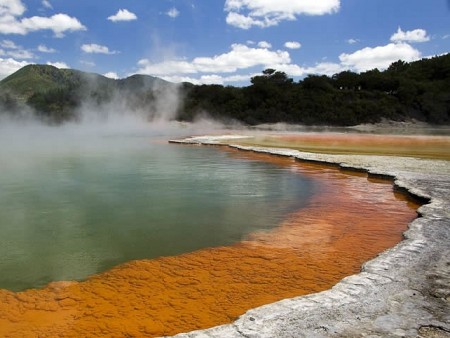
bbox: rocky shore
[170,136,450,338]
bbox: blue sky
[0,0,449,85]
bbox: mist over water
[0,116,314,291]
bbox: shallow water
[0,122,313,291]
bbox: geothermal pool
[0,124,313,291]
[0,123,420,337]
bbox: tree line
[1,53,449,126]
[179,54,450,126]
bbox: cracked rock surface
[171,136,450,338]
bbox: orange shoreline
[0,148,420,337]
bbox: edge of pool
[168,136,450,338]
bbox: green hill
[0,64,175,122]
[0,64,170,100]
[0,65,98,100]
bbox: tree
[387,60,409,74]
[332,71,360,90]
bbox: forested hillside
[0,53,449,126]
[180,53,450,125]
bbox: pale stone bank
[169,136,450,338]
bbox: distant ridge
[0,64,171,100]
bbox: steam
[69,71,182,124]
[0,67,249,167]
[0,69,231,159]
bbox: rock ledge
[170,136,450,338]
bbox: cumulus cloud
[0,1,86,37]
[81,44,118,55]
[22,14,86,37]
[347,38,359,44]
[0,39,34,59]
[132,28,429,85]
[3,49,33,59]
[136,43,291,75]
[134,41,348,85]
[104,71,119,79]
[390,27,430,43]
[166,8,180,18]
[269,61,344,77]
[224,0,340,29]
[0,39,19,49]
[107,9,137,22]
[0,0,26,17]
[160,73,257,85]
[284,41,301,49]
[0,57,28,79]
[257,41,272,48]
[46,61,68,68]
[304,62,344,76]
[339,42,421,72]
[225,12,266,29]
[37,44,56,53]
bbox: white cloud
[267,61,344,77]
[347,38,358,44]
[1,39,19,49]
[22,14,86,37]
[46,61,68,68]
[160,73,257,85]
[104,71,119,79]
[304,62,344,76]
[108,9,137,22]
[135,42,347,85]
[136,44,291,75]
[0,0,26,17]
[265,63,305,76]
[0,39,35,59]
[443,34,450,40]
[166,8,180,18]
[5,49,33,59]
[390,27,430,43]
[81,44,118,55]
[257,41,271,48]
[0,14,86,37]
[339,42,421,72]
[0,1,86,37]
[37,44,56,53]
[0,57,28,79]
[284,41,301,49]
[225,11,271,29]
[225,0,340,29]
[42,0,52,9]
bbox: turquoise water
[0,122,314,291]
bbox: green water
[0,123,314,291]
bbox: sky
[0,0,449,85]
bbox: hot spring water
[0,122,314,291]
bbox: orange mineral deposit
[0,148,420,337]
